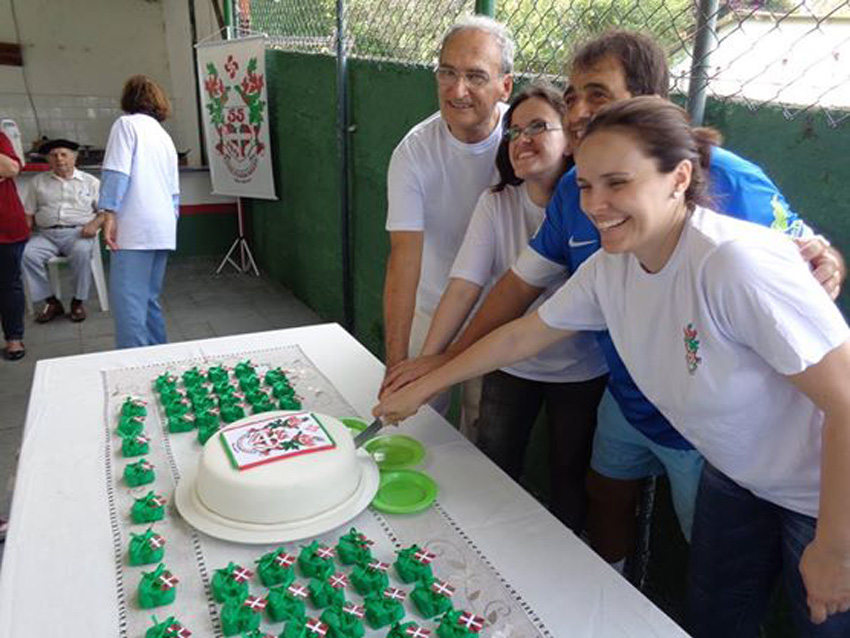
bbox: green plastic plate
[364,434,425,470]
[371,470,438,514]
[341,418,368,434]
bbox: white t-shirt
[538,206,849,517]
[386,105,508,316]
[450,183,607,383]
[102,113,179,250]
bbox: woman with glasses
[376,96,850,635]
[384,83,608,532]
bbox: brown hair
[583,96,722,207]
[493,81,568,192]
[120,75,171,122]
[569,30,669,99]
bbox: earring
[670,189,683,199]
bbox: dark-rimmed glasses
[504,121,563,142]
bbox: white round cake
[194,411,363,525]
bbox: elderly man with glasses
[380,15,513,441]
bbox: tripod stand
[216,197,259,276]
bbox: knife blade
[353,417,384,448]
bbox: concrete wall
[0,0,222,165]
[248,51,850,358]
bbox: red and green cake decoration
[138,563,179,609]
[128,527,166,566]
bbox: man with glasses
[389,29,845,585]
[381,15,513,439]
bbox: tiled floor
[0,256,321,564]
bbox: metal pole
[474,0,495,16]
[336,0,354,332]
[686,0,720,125]
[188,0,208,167]
[223,0,234,40]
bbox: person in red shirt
[0,131,30,360]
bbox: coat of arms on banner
[220,412,336,470]
[203,53,267,183]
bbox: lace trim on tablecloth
[102,344,553,638]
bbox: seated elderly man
[22,139,102,323]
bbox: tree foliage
[247,0,699,77]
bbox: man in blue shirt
[383,30,845,574]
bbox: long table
[0,324,688,637]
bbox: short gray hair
[439,15,515,75]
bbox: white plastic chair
[24,229,110,314]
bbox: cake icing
[194,411,361,525]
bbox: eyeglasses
[435,66,493,89]
[504,121,563,141]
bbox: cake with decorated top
[350,560,390,595]
[185,411,369,527]
[145,616,190,638]
[320,603,366,638]
[363,588,406,629]
[138,563,178,609]
[266,583,308,622]
[129,527,166,566]
[125,458,156,487]
[395,545,435,583]
[411,577,454,618]
[211,562,253,603]
[436,611,486,638]
[220,595,264,636]
[256,548,296,587]
[335,528,374,565]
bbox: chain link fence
[238,0,850,126]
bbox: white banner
[196,36,277,200]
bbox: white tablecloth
[0,324,688,638]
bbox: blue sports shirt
[529,146,807,448]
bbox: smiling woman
[375,96,850,637]
[573,99,720,272]
[381,83,609,532]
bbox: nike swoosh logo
[568,236,599,248]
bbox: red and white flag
[383,587,407,602]
[458,612,486,632]
[431,580,455,598]
[243,595,267,612]
[166,623,191,638]
[158,571,179,591]
[328,573,348,589]
[315,546,335,560]
[413,548,436,565]
[342,602,365,618]
[287,583,308,599]
[148,534,166,550]
[231,566,253,583]
[368,560,390,572]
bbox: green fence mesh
[238,0,850,126]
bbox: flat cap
[38,138,80,154]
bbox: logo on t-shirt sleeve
[683,323,702,375]
[769,194,804,237]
